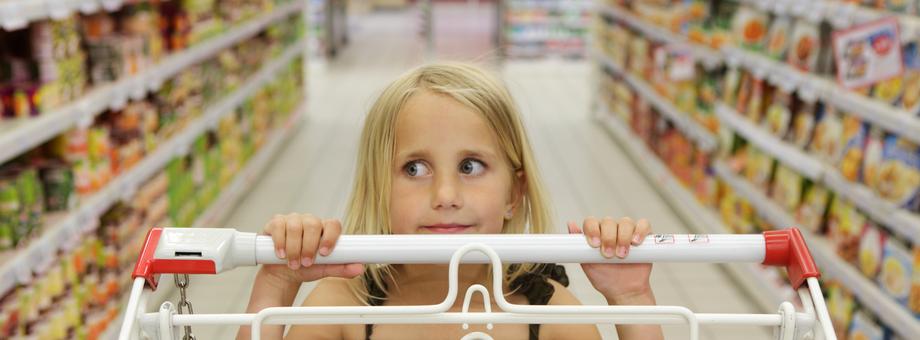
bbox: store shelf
[711,161,920,339]
[735,0,920,40]
[0,38,307,298]
[100,101,306,340]
[0,0,130,30]
[714,103,824,181]
[822,170,920,245]
[721,45,920,147]
[596,4,722,69]
[593,49,719,152]
[596,1,920,147]
[594,102,790,313]
[713,102,920,245]
[0,0,305,166]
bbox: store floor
[170,4,773,340]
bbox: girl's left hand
[567,217,654,303]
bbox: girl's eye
[459,159,486,175]
[404,161,431,177]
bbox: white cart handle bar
[121,227,834,340]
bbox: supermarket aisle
[177,7,772,340]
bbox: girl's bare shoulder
[541,279,603,339]
[284,278,367,340]
[304,277,367,306]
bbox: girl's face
[390,90,521,235]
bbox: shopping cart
[117,227,836,340]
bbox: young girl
[238,63,664,340]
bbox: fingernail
[302,257,313,267]
[318,247,329,256]
[603,247,614,258]
[617,246,627,258]
[276,249,285,259]
[632,235,640,244]
[288,260,298,270]
[591,237,601,247]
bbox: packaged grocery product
[696,72,720,132]
[858,222,886,280]
[722,66,742,106]
[795,181,831,233]
[827,197,864,263]
[744,75,769,123]
[770,164,803,212]
[765,16,791,60]
[744,147,775,192]
[837,115,868,182]
[827,280,856,338]
[788,98,817,148]
[862,127,884,191]
[628,37,650,78]
[810,104,845,164]
[902,41,920,114]
[0,179,18,249]
[878,237,914,305]
[731,6,768,51]
[873,76,905,107]
[909,245,920,314]
[787,20,821,72]
[847,310,884,340]
[734,71,754,114]
[763,87,793,138]
[37,161,74,212]
[884,0,915,13]
[874,136,920,209]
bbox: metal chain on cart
[175,274,196,340]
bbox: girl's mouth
[420,224,474,233]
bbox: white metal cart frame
[117,227,836,340]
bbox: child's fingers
[634,218,651,245]
[298,263,365,282]
[600,217,617,258]
[318,219,342,257]
[582,217,601,247]
[616,217,635,259]
[284,214,304,269]
[566,221,581,234]
[267,215,286,259]
[300,214,322,267]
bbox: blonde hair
[343,62,553,303]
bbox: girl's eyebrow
[459,149,497,159]
[395,148,498,160]
[396,150,429,160]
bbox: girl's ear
[506,170,526,216]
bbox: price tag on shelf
[13,260,33,285]
[130,78,147,100]
[100,0,122,12]
[110,89,128,111]
[120,180,138,203]
[58,220,81,252]
[148,77,164,92]
[0,1,28,31]
[78,0,101,14]
[175,143,191,158]
[46,0,75,20]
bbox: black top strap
[363,264,569,340]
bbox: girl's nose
[432,175,463,209]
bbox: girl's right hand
[261,213,364,284]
